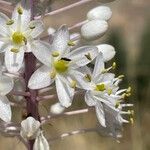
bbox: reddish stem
[24,0,39,149]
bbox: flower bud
[33,131,50,150]
[87,6,112,21]
[20,117,40,140]
[96,44,115,62]
[81,20,108,40]
[50,103,65,114]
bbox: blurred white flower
[33,131,50,150]
[20,117,41,140]
[83,53,133,137]
[87,6,112,21]
[0,70,14,122]
[50,102,65,114]
[81,20,108,40]
[28,25,98,108]
[0,3,44,73]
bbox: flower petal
[0,42,10,53]
[55,75,74,108]
[69,69,91,90]
[5,47,24,73]
[28,65,53,90]
[67,46,98,68]
[97,44,116,62]
[50,102,65,114]
[12,3,31,30]
[28,20,44,38]
[0,12,9,25]
[85,91,96,106]
[31,40,52,67]
[0,96,11,122]
[0,75,14,95]
[95,102,106,127]
[92,53,104,81]
[33,131,50,150]
[51,25,70,55]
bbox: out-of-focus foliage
[136,22,150,104]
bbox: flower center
[12,32,25,45]
[95,84,106,91]
[54,59,70,73]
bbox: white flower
[84,53,133,137]
[0,70,14,122]
[28,25,98,108]
[87,6,112,21]
[33,131,50,150]
[81,20,108,40]
[0,3,44,73]
[20,117,41,140]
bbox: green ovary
[12,32,25,45]
[54,60,69,73]
[95,84,106,91]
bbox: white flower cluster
[0,1,133,150]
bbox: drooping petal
[12,3,31,30]
[69,69,91,90]
[33,131,50,150]
[51,25,70,55]
[66,46,98,68]
[28,65,53,90]
[87,6,112,21]
[95,102,106,127]
[0,75,14,95]
[5,47,24,73]
[92,53,104,81]
[20,117,40,140]
[28,20,44,38]
[55,75,74,108]
[81,20,108,40]
[31,40,52,67]
[85,91,96,106]
[0,96,11,122]
[97,44,116,62]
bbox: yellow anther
[112,62,116,69]
[12,32,25,45]
[29,25,36,29]
[95,84,106,91]
[126,93,131,97]
[52,51,59,57]
[10,48,19,53]
[17,6,23,15]
[118,75,125,79]
[54,60,69,73]
[121,93,126,99]
[6,20,14,25]
[85,53,92,60]
[128,110,134,116]
[130,117,134,125]
[101,69,107,74]
[50,70,56,79]
[84,74,91,82]
[70,80,77,88]
[126,86,131,93]
[115,101,120,108]
[107,89,112,95]
[68,40,75,46]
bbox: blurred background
[0,0,150,150]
